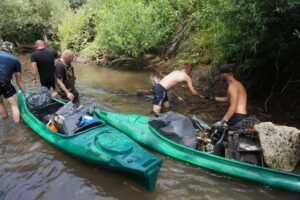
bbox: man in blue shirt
[0,41,27,122]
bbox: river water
[0,55,299,200]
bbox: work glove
[204,95,215,101]
[212,119,227,128]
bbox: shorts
[41,80,56,89]
[152,84,168,106]
[228,113,247,127]
[0,80,16,99]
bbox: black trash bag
[27,86,52,110]
[149,111,197,148]
[55,102,95,117]
[27,87,60,120]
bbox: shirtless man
[152,64,203,114]
[207,64,247,127]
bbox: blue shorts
[152,84,168,106]
[228,113,247,127]
[0,80,16,99]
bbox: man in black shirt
[55,50,79,102]
[30,40,58,95]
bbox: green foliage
[69,0,87,9]
[0,0,70,45]
[57,5,96,52]
[58,0,179,57]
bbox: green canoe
[95,110,300,192]
[18,91,162,191]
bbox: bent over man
[0,42,27,122]
[152,63,203,114]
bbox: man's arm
[56,78,74,101]
[31,62,37,82]
[186,76,203,99]
[222,85,238,121]
[15,72,26,95]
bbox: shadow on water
[0,55,299,200]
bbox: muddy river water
[0,55,299,200]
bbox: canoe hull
[95,110,300,193]
[18,91,162,191]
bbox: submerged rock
[254,122,300,172]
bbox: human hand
[212,119,227,128]
[204,95,215,101]
[66,92,74,101]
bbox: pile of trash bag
[50,102,101,135]
[27,87,103,135]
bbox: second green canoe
[95,110,300,192]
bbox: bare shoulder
[228,82,238,94]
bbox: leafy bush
[57,5,96,52]
[58,0,179,57]
[0,0,70,44]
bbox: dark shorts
[228,113,247,127]
[0,80,16,99]
[152,84,168,106]
[41,80,56,89]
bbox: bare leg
[153,105,162,114]
[51,88,58,97]
[7,94,20,123]
[0,96,8,119]
[162,101,170,112]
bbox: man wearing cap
[206,64,247,127]
[0,41,27,122]
[152,63,204,114]
[30,40,58,96]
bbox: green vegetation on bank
[0,0,71,44]
[0,0,299,115]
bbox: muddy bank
[75,53,299,128]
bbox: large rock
[254,122,300,172]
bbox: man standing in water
[152,63,204,114]
[30,40,58,96]
[55,50,79,102]
[0,41,27,122]
[208,64,247,127]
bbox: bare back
[228,80,247,114]
[159,70,189,90]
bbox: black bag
[27,87,59,120]
[149,111,197,148]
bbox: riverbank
[73,53,300,129]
